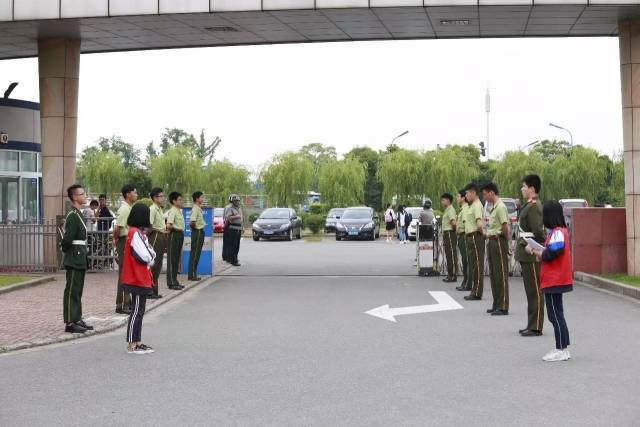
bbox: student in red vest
[121,203,157,355]
[527,200,573,362]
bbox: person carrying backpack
[384,204,396,242]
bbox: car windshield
[503,200,517,214]
[406,208,422,218]
[327,209,345,218]
[341,209,372,220]
[562,201,586,208]
[214,208,224,217]
[260,209,290,219]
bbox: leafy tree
[145,141,158,162]
[94,135,142,170]
[148,146,203,195]
[492,151,546,199]
[318,158,366,208]
[425,146,481,201]
[385,143,400,154]
[261,151,313,207]
[531,140,571,162]
[196,129,221,164]
[345,146,383,211]
[377,149,425,206]
[76,151,127,200]
[160,128,197,154]
[201,160,252,207]
[300,143,337,192]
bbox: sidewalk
[0,261,233,352]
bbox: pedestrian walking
[463,183,485,301]
[383,203,396,242]
[188,191,206,281]
[61,184,93,333]
[148,187,166,299]
[97,194,114,268]
[482,182,510,315]
[455,190,471,292]
[166,192,185,290]
[397,205,409,244]
[440,193,458,283]
[516,175,545,337]
[222,194,243,266]
[527,201,573,362]
[120,203,156,355]
[113,184,138,314]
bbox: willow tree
[201,160,252,207]
[318,157,366,208]
[492,150,546,199]
[148,145,203,196]
[377,149,425,206]
[76,150,127,200]
[260,151,313,207]
[425,146,481,202]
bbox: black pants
[189,228,205,278]
[125,287,149,343]
[223,228,241,263]
[116,237,131,311]
[545,292,570,350]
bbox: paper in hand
[525,238,545,252]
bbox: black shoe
[486,308,496,314]
[65,323,87,333]
[148,294,162,299]
[168,285,182,290]
[456,286,469,291]
[521,329,543,337]
[491,309,509,316]
[115,308,131,315]
[464,295,481,301]
[188,276,201,281]
[518,328,528,334]
[76,320,94,330]
[231,262,241,267]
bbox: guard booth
[181,207,214,276]
[416,223,438,276]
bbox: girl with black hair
[527,200,573,362]
[121,203,156,355]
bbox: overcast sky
[0,36,623,170]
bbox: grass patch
[601,274,640,288]
[0,275,33,288]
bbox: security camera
[0,132,8,144]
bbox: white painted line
[365,291,463,323]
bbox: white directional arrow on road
[365,291,463,322]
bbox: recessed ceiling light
[205,26,240,33]
[440,19,470,26]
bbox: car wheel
[287,229,293,241]
[296,227,302,239]
[253,236,259,242]
[336,235,341,241]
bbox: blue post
[181,207,214,276]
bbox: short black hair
[127,203,151,228]
[464,183,479,194]
[192,191,203,202]
[169,191,182,204]
[441,193,453,203]
[522,174,541,194]
[121,184,136,198]
[150,187,164,199]
[481,182,499,195]
[458,189,466,198]
[542,200,567,229]
[67,184,83,200]
[98,194,107,200]
[89,199,99,207]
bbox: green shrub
[309,203,324,215]
[305,214,325,234]
[248,213,259,223]
[300,212,310,228]
[136,198,153,207]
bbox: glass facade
[0,150,41,224]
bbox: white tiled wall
[160,0,209,14]
[210,0,261,12]
[110,0,158,16]
[14,0,59,21]
[263,0,315,10]
[0,0,11,21]
[61,0,108,18]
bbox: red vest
[120,227,153,289]
[540,227,573,289]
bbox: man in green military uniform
[440,193,458,283]
[61,184,93,333]
[482,182,510,315]
[516,174,545,336]
[188,191,206,281]
[166,191,185,290]
[148,187,166,299]
[463,183,485,301]
[455,190,471,292]
[113,184,138,314]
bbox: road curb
[0,275,56,295]
[0,265,232,354]
[574,271,640,301]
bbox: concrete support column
[38,38,80,221]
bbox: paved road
[2,238,639,426]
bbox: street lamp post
[391,130,409,146]
[549,122,573,147]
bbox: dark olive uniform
[188,204,206,279]
[486,197,510,312]
[465,199,485,298]
[166,206,185,287]
[61,208,88,324]
[456,203,471,290]
[516,198,545,332]
[149,203,166,295]
[441,204,458,280]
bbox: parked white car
[406,207,426,241]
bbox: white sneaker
[542,349,570,362]
[564,349,571,359]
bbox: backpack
[384,210,393,223]
[405,212,413,224]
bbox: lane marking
[365,291,463,323]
